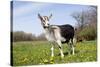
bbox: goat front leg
[57,40,64,59]
[51,45,54,57]
[49,42,55,58]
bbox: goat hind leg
[71,39,75,55]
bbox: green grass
[12,40,97,66]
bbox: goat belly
[58,24,74,43]
[61,40,69,44]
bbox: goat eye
[42,20,45,22]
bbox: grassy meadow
[12,40,97,66]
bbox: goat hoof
[50,56,54,61]
[61,55,64,59]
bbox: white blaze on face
[41,16,49,27]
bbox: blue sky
[12,1,90,35]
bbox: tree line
[71,6,97,41]
[12,6,97,42]
[11,31,46,42]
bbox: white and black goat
[38,14,76,58]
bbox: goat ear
[38,13,41,18]
[49,14,52,19]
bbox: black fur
[58,24,74,43]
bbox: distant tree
[12,31,36,42]
[71,6,97,41]
[37,33,46,41]
[12,31,47,42]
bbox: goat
[38,14,75,58]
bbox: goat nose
[48,24,50,25]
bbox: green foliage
[12,41,97,66]
[78,26,97,40]
[72,6,97,41]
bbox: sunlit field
[12,40,97,66]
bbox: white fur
[51,46,54,57]
[44,26,65,58]
[44,26,66,42]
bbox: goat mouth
[43,26,49,28]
